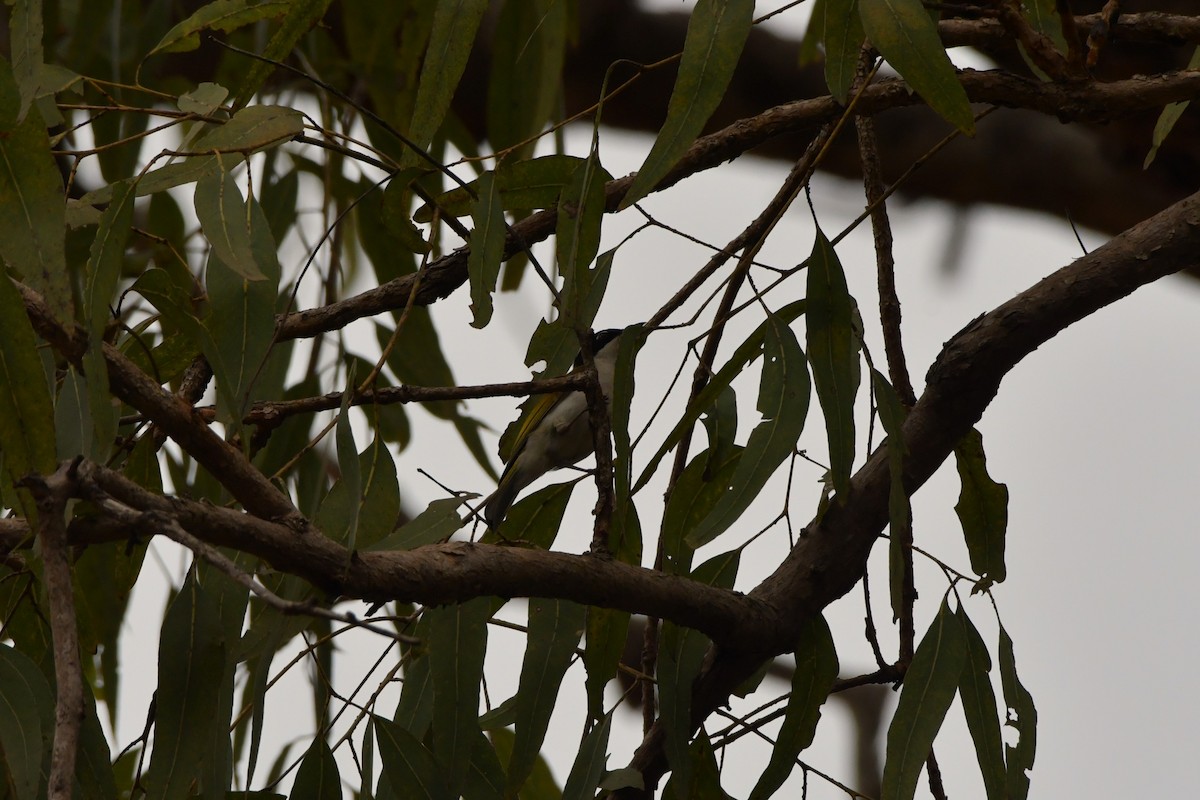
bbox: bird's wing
[506,391,563,461]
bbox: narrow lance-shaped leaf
[954,428,1008,590]
[859,0,975,134]
[194,160,267,281]
[233,0,333,107]
[0,643,54,800]
[10,0,43,121]
[374,715,453,800]
[621,0,753,208]
[486,0,567,160]
[0,265,56,514]
[0,56,70,323]
[467,170,505,328]
[557,153,608,328]
[881,599,968,800]
[1146,46,1200,168]
[291,738,341,800]
[507,599,587,794]
[807,226,858,501]
[823,0,865,104]
[872,369,911,621]
[428,597,491,798]
[334,363,362,553]
[687,313,809,548]
[562,712,612,800]
[148,0,292,56]
[400,0,489,169]
[659,551,739,796]
[415,155,603,221]
[957,608,1007,800]
[1000,624,1037,800]
[749,614,840,800]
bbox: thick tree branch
[621,186,1200,791]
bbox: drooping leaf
[194,161,267,282]
[483,481,576,550]
[999,624,1037,800]
[489,727,561,799]
[872,369,910,620]
[561,712,612,800]
[147,0,292,56]
[468,170,505,328]
[659,551,739,795]
[462,729,506,800]
[636,299,806,492]
[1019,0,1069,55]
[700,383,738,474]
[954,428,1008,590]
[0,56,69,324]
[621,0,754,208]
[859,0,975,134]
[428,597,492,797]
[0,643,53,800]
[374,715,453,800]
[687,315,809,548]
[581,605,628,724]
[83,179,135,459]
[749,614,839,800]
[556,153,608,329]
[486,0,567,160]
[291,738,341,800]
[177,82,229,115]
[10,0,44,122]
[0,266,56,515]
[807,226,858,501]
[661,446,742,575]
[957,608,1007,800]
[508,599,587,794]
[233,0,334,107]
[823,0,865,104]
[369,497,468,551]
[400,0,489,170]
[1146,46,1200,168]
[142,571,234,798]
[881,599,968,800]
[661,731,732,800]
[394,617,434,739]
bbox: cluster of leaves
[3,0,1195,798]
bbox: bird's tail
[482,469,521,530]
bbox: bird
[483,328,625,530]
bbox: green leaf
[291,738,341,800]
[483,481,575,549]
[394,617,434,738]
[881,599,968,800]
[957,608,1006,800]
[953,428,1008,590]
[486,0,567,160]
[143,571,233,798]
[635,299,806,492]
[749,614,839,800]
[1145,46,1200,168]
[0,643,54,800]
[562,713,612,800]
[0,59,69,324]
[508,599,586,794]
[177,82,229,115]
[489,727,561,799]
[661,446,742,574]
[148,0,292,56]
[83,179,135,458]
[859,0,975,134]
[1020,0,1068,54]
[462,729,506,800]
[687,314,809,548]
[370,497,467,551]
[823,0,865,104]
[428,597,491,797]
[374,715,453,800]
[807,226,858,500]
[661,731,731,800]
[620,0,754,208]
[233,0,334,107]
[556,154,608,328]
[581,602,629,721]
[195,162,267,282]
[334,374,362,552]
[467,170,505,329]
[400,0,489,170]
[415,155,602,221]
[0,267,56,513]
[10,0,44,122]
[872,369,910,620]
[700,383,738,474]
[659,552,739,795]
[999,625,1036,800]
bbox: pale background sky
[107,1,1200,797]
